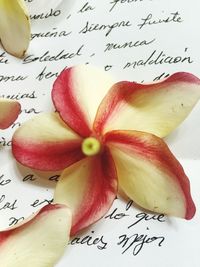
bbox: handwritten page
[0,0,200,266]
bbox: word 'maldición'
[123,48,193,69]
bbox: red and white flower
[12,65,200,236]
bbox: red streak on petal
[71,147,118,235]
[12,138,84,171]
[166,72,200,84]
[0,232,12,246]
[105,130,196,219]
[94,72,200,135]
[52,68,92,137]
[0,204,65,247]
[94,81,132,135]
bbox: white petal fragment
[0,0,30,57]
[0,98,21,129]
[0,204,72,267]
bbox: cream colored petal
[0,0,30,58]
[12,112,83,171]
[94,73,200,138]
[105,130,195,219]
[52,65,116,137]
[0,204,72,267]
[0,98,20,129]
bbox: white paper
[0,0,200,266]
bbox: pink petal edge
[0,99,21,129]
[94,72,200,137]
[105,130,196,220]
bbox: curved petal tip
[0,99,21,129]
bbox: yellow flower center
[81,137,101,156]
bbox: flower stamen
[81,137,101,156]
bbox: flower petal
[12,112,84,171]
[0,204,72,267]
[52,65,116,137]
[94,72,200,137]
[54,148,118,235]
[0,0,30,58]
[0,99,21,129]
[105,130,196,219]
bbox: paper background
[0,0,200,266]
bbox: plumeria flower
[0,0,30,58]
[12,65,200,236]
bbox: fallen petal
[52,65,116,137]
[12,112,84,171]
[94,72,200,138]
[54,148,118,235]
[105,130,196,219]
[0,98,21,129]
[0,0,30,58]
[0,204,72,267]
